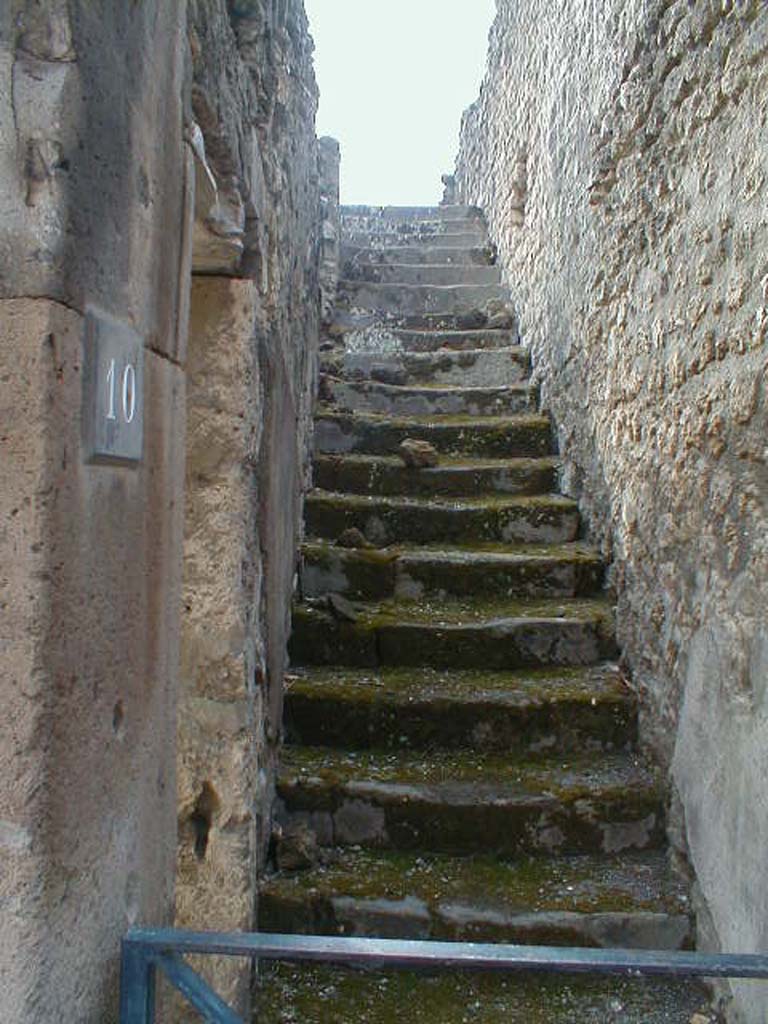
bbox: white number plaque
[83,307,144,464]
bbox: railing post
[119,939,156,1024]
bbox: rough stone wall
[177,1,325,1014]
[456,3,768,1020]
[0,2,188,1022]
[318,136,341,323]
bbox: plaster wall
[456,3,768,1020]
[1,2,188,1021]
[2,0,328,1017]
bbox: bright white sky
[304,0,496,206]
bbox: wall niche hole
[112,699,125,737]
[189,781,220,861]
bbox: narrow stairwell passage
[255,206,709,1021]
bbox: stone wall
[1,0,328,1020]
[456,3,768,1020]
[176,0,326,1015]
[0,2,188,1021]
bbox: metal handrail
[120,928,768,1023]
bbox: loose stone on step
[456,309,488,330]
[273,823,320,872]
[326,592,359,623]
[370,364,408,386]
[336,527,374,549]
[484,297,517,330]
[399,438,440,469]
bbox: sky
[304,0,496,206]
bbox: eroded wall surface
[177,1,327,1012]
[1,2,188,1021]
[456,3,768,1019]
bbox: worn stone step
[342,205,485,223]
[255,963,706,1023]
[313,454,558,499]
[284,664,633,754]
[304,491,578,547]
[390,328,517,353]
[289,596,617,670]
[321,346,530,387]
[320,376,537,418]
[340,215,487,243]
[275,746,664,856]
[259,846,690,948]
[301,541,602,602]
[347,264,502,287]
[338,280,507,317]
[343,231,491,251]
[313,411,553,458]
[342,244,495,267]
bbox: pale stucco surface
[2,2,189,1020]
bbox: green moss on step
[261,848,686,916]
[255,963,706,1024]
[279,745,659,795]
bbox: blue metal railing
[120,928,768,1023]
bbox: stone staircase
[255,206,708,1022]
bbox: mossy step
[284,664,632,754]
[289,596,617,670]
[304,490,578,547]
[391,328,515,352]
[342,245,496,268]
[337,281,507,318]
[320,376,538,418]
[339,280,507,315]
[301,540,603,602]
[255,963,707,1024]
[343,231,488,250]
[351,264,502,287]
[313,453,558,499]
[259,847,690,948]
[341,204,484,222]
[275,747,665,856]
[314,410,551,459]
[320,346,530,388]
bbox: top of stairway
[341,205,484,223]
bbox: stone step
[320,376,537,418]
[340,217,487,241]
[300,541,603,602]
[274,746,664,856]
[347,264,502,287]
[338,280,507,316]
[391,311,519,331]
[390,328,517,352]
[341,204,485,223]
[313,411,553,458]
[284,664,633,754]
[288,596,617,670]
[259,846,690,948]
[327,306,518,335]
[255,963,706,1023]
[304,491,578,547]
[342,244,495,267]
[321,345,529,387]
[313,454,558,498]
[344,231,490,250]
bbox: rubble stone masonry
[456,3,768,1021]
